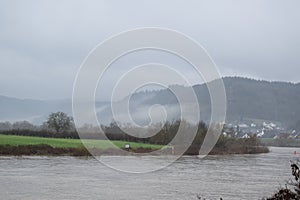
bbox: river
[0,147,299,200]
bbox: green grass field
[0,134,164,149]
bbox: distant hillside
[0,77,299,129]
[0,96,72,124]
[124,77,300,128]
[222,77,300,127]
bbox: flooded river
[0,147,298,200]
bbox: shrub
[266,161,300,200]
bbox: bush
[266,161,300,200]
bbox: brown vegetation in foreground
[0,144,161,156]
[264,161,300,200]
[196,161,300,200]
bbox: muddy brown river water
[0,147,298,200]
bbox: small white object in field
[125,144,130,149]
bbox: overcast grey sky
[0,0,299,100]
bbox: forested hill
[0,77,299,129]
[129,77,300,128]
[221,77,300,127]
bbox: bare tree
[0,121,12,131]
[46,112,73,133]
[12,121,36,130]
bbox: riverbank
[0,134,168,156]
[260,138,300,148]
[0,144,162,156]
[183,144,269,155]
[0,134,269,156]
[0,144,269,156]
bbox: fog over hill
[0,77,299,129]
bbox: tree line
[0,111,267,155]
